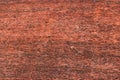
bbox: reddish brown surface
[0,0,120,80]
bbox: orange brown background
[0,0,120,80]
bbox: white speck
[70,46,74,49]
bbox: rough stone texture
[0,0,120,80]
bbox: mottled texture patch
[0,0,120,80]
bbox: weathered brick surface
[0,0,120,80]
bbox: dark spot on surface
[76,67,91,74]
[83,50,94,59]
[97,78,104,80]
